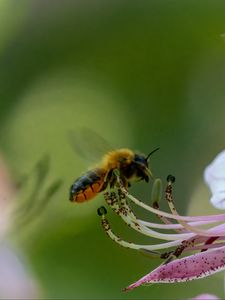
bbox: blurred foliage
[1,0,225,298]
[13,155,62,230]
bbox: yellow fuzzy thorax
[101,148,134,170]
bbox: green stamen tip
[97,206,107,216]
[151,178,163,204]
[167,174,175,183]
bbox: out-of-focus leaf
[15,179,63,228]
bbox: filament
[105,191,195,241]
[165,177,223,237]
[98,209,186,251]
[118,182,225,223]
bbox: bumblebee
[69,138,159,203]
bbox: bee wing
[68,127,113,164]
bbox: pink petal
[124,246,225,291]
[191,294,219,300]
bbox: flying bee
[69,128,159,203]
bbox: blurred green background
[1,0,225,298]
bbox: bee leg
[99,169,113,192]
[121,176,129,189]
[110,170,128,189]
[99,181,108,192]
[109,176,117,188]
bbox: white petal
[204,150,225,209]
[192,294,219,300]
[208,179,225,194]
[210,191,225,210]
[204,151,225,181]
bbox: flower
[97,160,225,292]
[204,150,225,210]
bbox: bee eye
[134,154,148,168]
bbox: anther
[118,189,126,199]
[97,206,107,216]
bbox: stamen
[184,242,225,252]
[139,219,220,230]
[97,206,187,251]
[98,170,225,271]
[97,206,142,250]
[117,183,211,231]
[115,175,225,223]
[160,234,217,260]
[165,175,225,237]
[151,178,177,229]
[104,191,195,241]
[151,178,187,233]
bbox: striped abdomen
[69,168,107,203]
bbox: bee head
[133,147,160,182]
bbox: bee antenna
[146,147,160,161]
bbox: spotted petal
[124,246,225,291]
